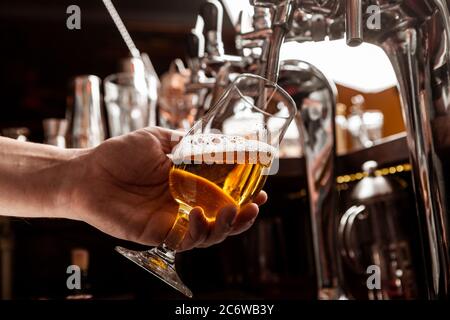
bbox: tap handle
[200,0,222,33]
[186,30,205,59]
[200,0,224,56]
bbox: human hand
[68,127,267,250]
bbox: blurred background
[0,0,235,141]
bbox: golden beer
[169,134,275,222]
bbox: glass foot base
[115,246,193,298]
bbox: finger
[178,207,209,251]
[252,191,268,206]
[228,203,259,236]
[144,126,184,154]
[198,205,237,247]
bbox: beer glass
[115,74,296,297]
[104,72,156,137]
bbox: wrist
[47,148,91,220]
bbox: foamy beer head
[172,134,276,167]
[169,134,276,221]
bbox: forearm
[0,137,83,219]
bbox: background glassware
[115,73,296,297]
[346,95,384,149]
[158,59,200,131]
[104,72,155,137]
[1,127,30,142]
[119,56,158,127]
[43,118,68,148]
[66,75,106,148]
[347,110,384,149]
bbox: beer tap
[186,1,281,112]
[184,27,215,120]
[201,0,224,60]
[249,0,296,82]
[187,0,247,113]
[236,7,271,59]
[200,0,242,68]
[186,30,205,85]
[249,0,450,299]
[185,26,215,92]
[205,5,272,106]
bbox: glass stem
[152,205,191,265]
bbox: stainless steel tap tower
[247,0,450,299]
